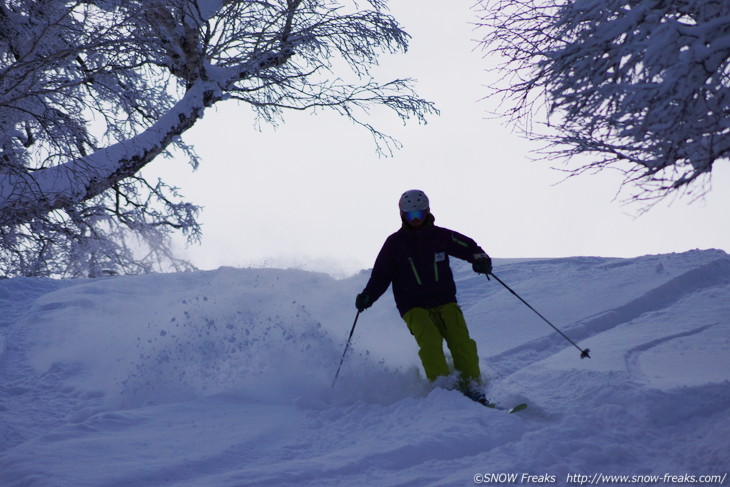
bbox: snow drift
[0,250,729,486]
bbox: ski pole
[489,272,591,359]
[331,311,361,388]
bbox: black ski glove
[472,255,493,275]
[355,292,372,312]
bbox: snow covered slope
[1,250,729,486]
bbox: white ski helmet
[398,189,429,212]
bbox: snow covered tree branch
[0,0,436,277]
[477,0,730,202]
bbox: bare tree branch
[477,0,730,202]
[0,0,437,277]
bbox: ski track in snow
[0,250,729,486]
[484,255,730,375]
[624,322,717,384]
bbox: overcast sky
[153,1,730,277]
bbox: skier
[355,189,493,404]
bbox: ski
[484,401,528,414]
[507,403,528,414]
[463,390,527,413]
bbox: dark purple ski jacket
[362,214,489,316]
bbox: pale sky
[152,1,730,277]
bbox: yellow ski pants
[403,302,481,387]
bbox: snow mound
[1,250,729,486]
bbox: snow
[1,250,729,486]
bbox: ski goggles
[404,209,427,222]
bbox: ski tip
[508,403,528,414]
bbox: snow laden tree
[0,0,435,277]
[477,0,730,201]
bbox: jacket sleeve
[445,229,489,264]
[361,234,398,304]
